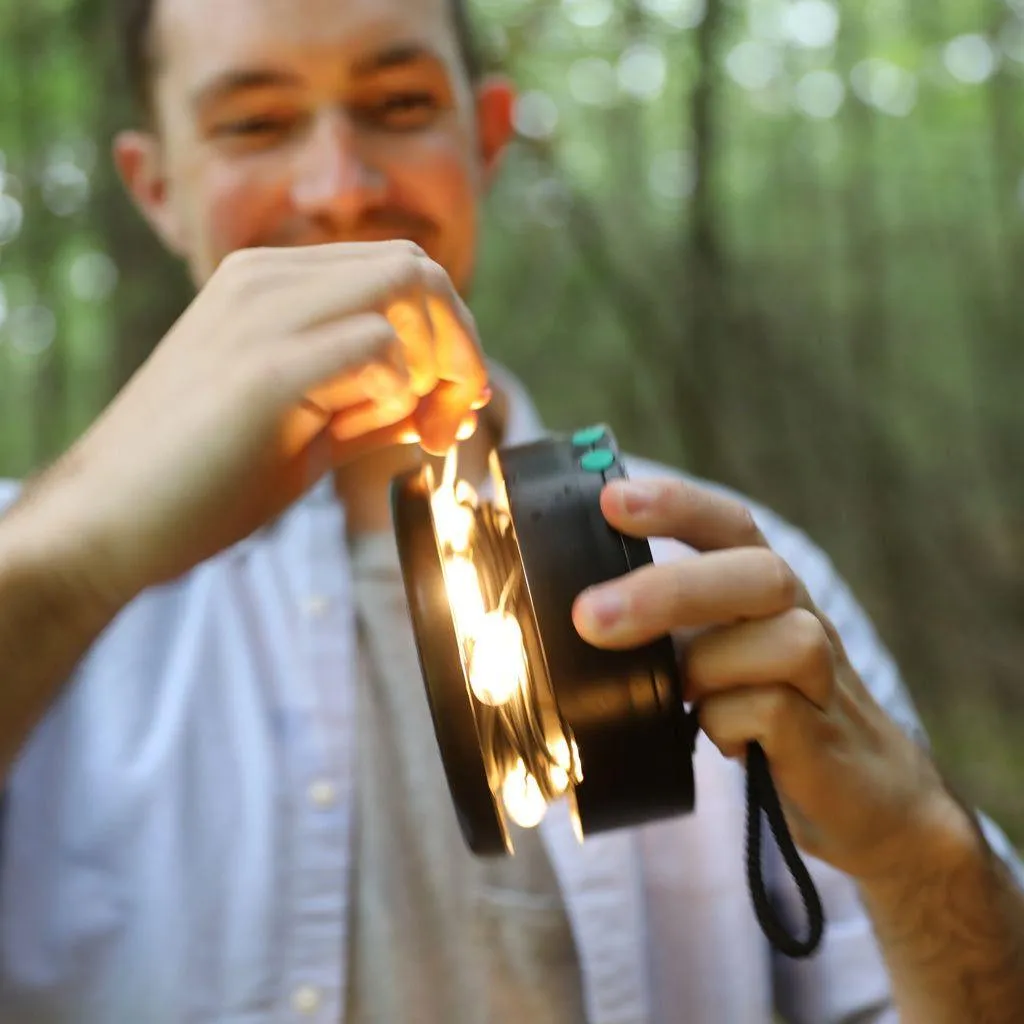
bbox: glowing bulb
[433,495,474,553]
[455,415,478,441]
[431,448,476,552]
[546,737,582,793]
[468,611,526,705]
[443,556,485,626]
[501,759,548,828]
[454,479,478,506]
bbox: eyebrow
[351,43,445,77]
[191,44,446,111]
[192,70,303,110]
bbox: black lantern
[391,424,824,959]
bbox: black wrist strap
[745,740,825,958]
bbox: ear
[474,75,515,190]
[112,130,187,256]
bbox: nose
[290,109,387,218]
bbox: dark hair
[118,0,485,116]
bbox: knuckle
[219,246,263,277]
[388,238,426,260]
[649,479,674,515]
[388,252,426,293]
[789,607,832,677]
[759,549,798,608]
[658,565,691,622]
[734,506,762,546]
[419,254,460,301]
[761,688,791,737]
[217,247,270,299]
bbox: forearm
[0,483,123,780]
[858,796,1024,1024]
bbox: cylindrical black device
[390,424,698,855]
[391,422,824,960]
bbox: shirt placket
[541,803,653,1024]
[278,491,359,1022]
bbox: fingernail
[580,588,626,631]
[470,386,493,411]
[615,480,659,515]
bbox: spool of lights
[391,426,697,853]
[391,425,825,958]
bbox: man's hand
[571,476,955,880]
[31,240,488,606]
[572,476,1024,1024]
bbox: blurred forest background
[0,0,1022,842]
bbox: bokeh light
[850,58,918,116]
[794,69,845,119]
[617,43,668,102]
[942,34,999,85]
[514,90,560,140]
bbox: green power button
[581,449,615,473]
[572,425,607,447]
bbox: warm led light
[434,499,474,554]
[454,479,478,506]
[487,449,511,516]
[431,449,476,553]
[468,611,526,706]
[501,759,548,829]
[442,555,486,627]
[547,737,582,794]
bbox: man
[0,0,1022,1020]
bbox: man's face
[116,0,513,292]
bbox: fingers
[297,241,485,389]
[282,411,422,488]
[422,285,486,391]
[697,684,832,766]
[573,546,800,649]
[600,478,768,552]
[685,608,836,710]
[401,258,488,449]
[280,401,335,461]
[385,295,438,397]
[413,382,482,454]
[292,241,488,447]
[229,241,489,453]
[291,314,415,418]
[301,321,410,412]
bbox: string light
[546,737,582,794]
[429,443,583,837]
[467,611,526,706]
[501,759,548,828]
[440,555,486,627]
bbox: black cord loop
[745,741,825,959]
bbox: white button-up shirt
[1,365,1020,1023]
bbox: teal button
[581,449,615,473]
[572,425,606,447]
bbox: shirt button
[292,985,321,1013]
[308,779,336,809]
[303,595,329,618]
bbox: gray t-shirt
[346,532,588,1024]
